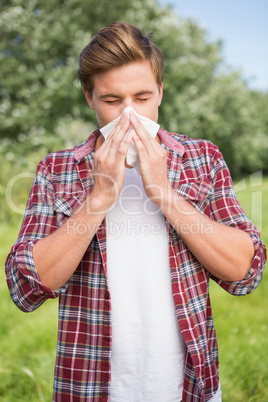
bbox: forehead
[92,60,158,95]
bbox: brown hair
[77,22,164,94]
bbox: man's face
[84,59,163,128]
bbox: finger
[132,131,148,161]
[119,129,135,157]
[107,111,131,145]
[129,111,164,159]
[97,112,131,157]
[131,112,163,158]
[93,128,134,175]
[133,130,167,164]
[129,112,152,150]
[102,128,134,168]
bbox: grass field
[0,176,267,401]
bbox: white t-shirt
[106,167,186,402]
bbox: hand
[130,112,172,208]
[90,112,133,212]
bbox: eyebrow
[99,90,154,100]
[135,90,154,96]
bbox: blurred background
[1,0,267,400]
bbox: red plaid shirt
[5,128,266,401]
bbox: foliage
[0,0,170,141]
[1,3,267,399]
[0,0,268,225]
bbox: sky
[158,0,268,91]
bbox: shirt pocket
[176,178,212,213]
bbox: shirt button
[102,377,108,383]
[103,337,110,342]
[104,291,110,299]
[101,391,108,397]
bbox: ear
[158,83,163,106]
[83,87,95,110]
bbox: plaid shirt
[5,128,266,401]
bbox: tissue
[100,106,160,173]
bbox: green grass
[0,225,58,401]
[1,177,267,401]
[209,174,268,401]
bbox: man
[5,22,266,401]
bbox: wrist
[158,185,177,216]
[84,189,114,216]
[158,186,192,220]
[147,182,175,213]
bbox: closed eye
[104,100,120,104]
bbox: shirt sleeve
[5,159,69,312]
[208,144,267,296]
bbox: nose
[121,98,134,111]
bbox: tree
[1,0,267,179]
[0,0,170,141]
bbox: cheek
[138,103,159,121]
[97,107,122,127]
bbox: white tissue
[100,106,160,174]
